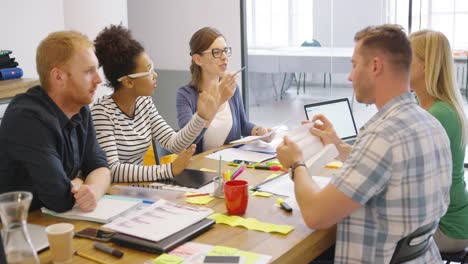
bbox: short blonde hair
[36,31,93,89]
[410,29,468,142]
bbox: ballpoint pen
[185,193,211,198]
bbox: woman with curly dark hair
[91,25,218,183]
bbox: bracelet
[290,161,306,181]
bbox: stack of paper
[103,199,214,242]
[286,123,339,174]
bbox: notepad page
[103,199,214,242]
[41,195,141,223]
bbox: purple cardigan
[176,84,255,154]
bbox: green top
[429,100,468,239]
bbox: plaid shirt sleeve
[331,131,393,205]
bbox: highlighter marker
[93,242,124,258]
[254,165,282,171]
[280,201,293,213]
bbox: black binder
[158,169,217,189]
[110,218,215,254]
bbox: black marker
[93,242,124,258]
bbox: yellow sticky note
[208,213,294,235]
[253,191,273,197]
[207,246,239,256]
[325,161,343,169]
[239,250,261,264]
[185,196,214,205]
[152,253,183,264]
[200,168,217,173]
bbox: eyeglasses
[117,64,154,82]
[200,47,232,58]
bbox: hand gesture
[276,136,303,169]
[256,127,275,143]
[197,91,218,122]
[171,144,196,176]
[71,184,98,212]
[308,114,342,146]
[218,73,236,105]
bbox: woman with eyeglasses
[91,25,218,182]
[409,30,468,253]
[177,27,270,154]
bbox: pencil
[185,193,210,198]
[74,250,113,264]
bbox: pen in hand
[93,242,124,258]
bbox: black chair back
[390,221,438,264]
[441,247,468,264]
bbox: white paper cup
[45,223,74,264]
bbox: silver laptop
[304,98,359,145]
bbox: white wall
[128,0,242,72]
[63,0,128,101]
[1,0,128,101]
[2,0,65,78]
[63,0,128,41]
[313,0,386,47]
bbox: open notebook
[41,195,142,223]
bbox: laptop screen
[304,98,358,140]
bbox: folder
[110,218,215,254]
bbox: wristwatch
[290,161,306,181]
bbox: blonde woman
[410,29,468,253]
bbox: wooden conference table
[31,148,336,264]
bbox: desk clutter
[147,242,272,264]
[0,50,23,80]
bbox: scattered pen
[254,165,283,171]
[277,198,293,213]
[74,250,112,264]
[93,242,124,258]
[230,164,247,181]
[185,193,211,198]
[142,199,155,204]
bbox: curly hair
[94,25,144,90]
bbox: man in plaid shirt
[277,24,451,263]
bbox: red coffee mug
[224,180,249,215]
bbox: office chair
[441,247,468,264]
[152,139,172,165]
[297,40,332,93]
[389,221,437,264]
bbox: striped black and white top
[91,95,205,183]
